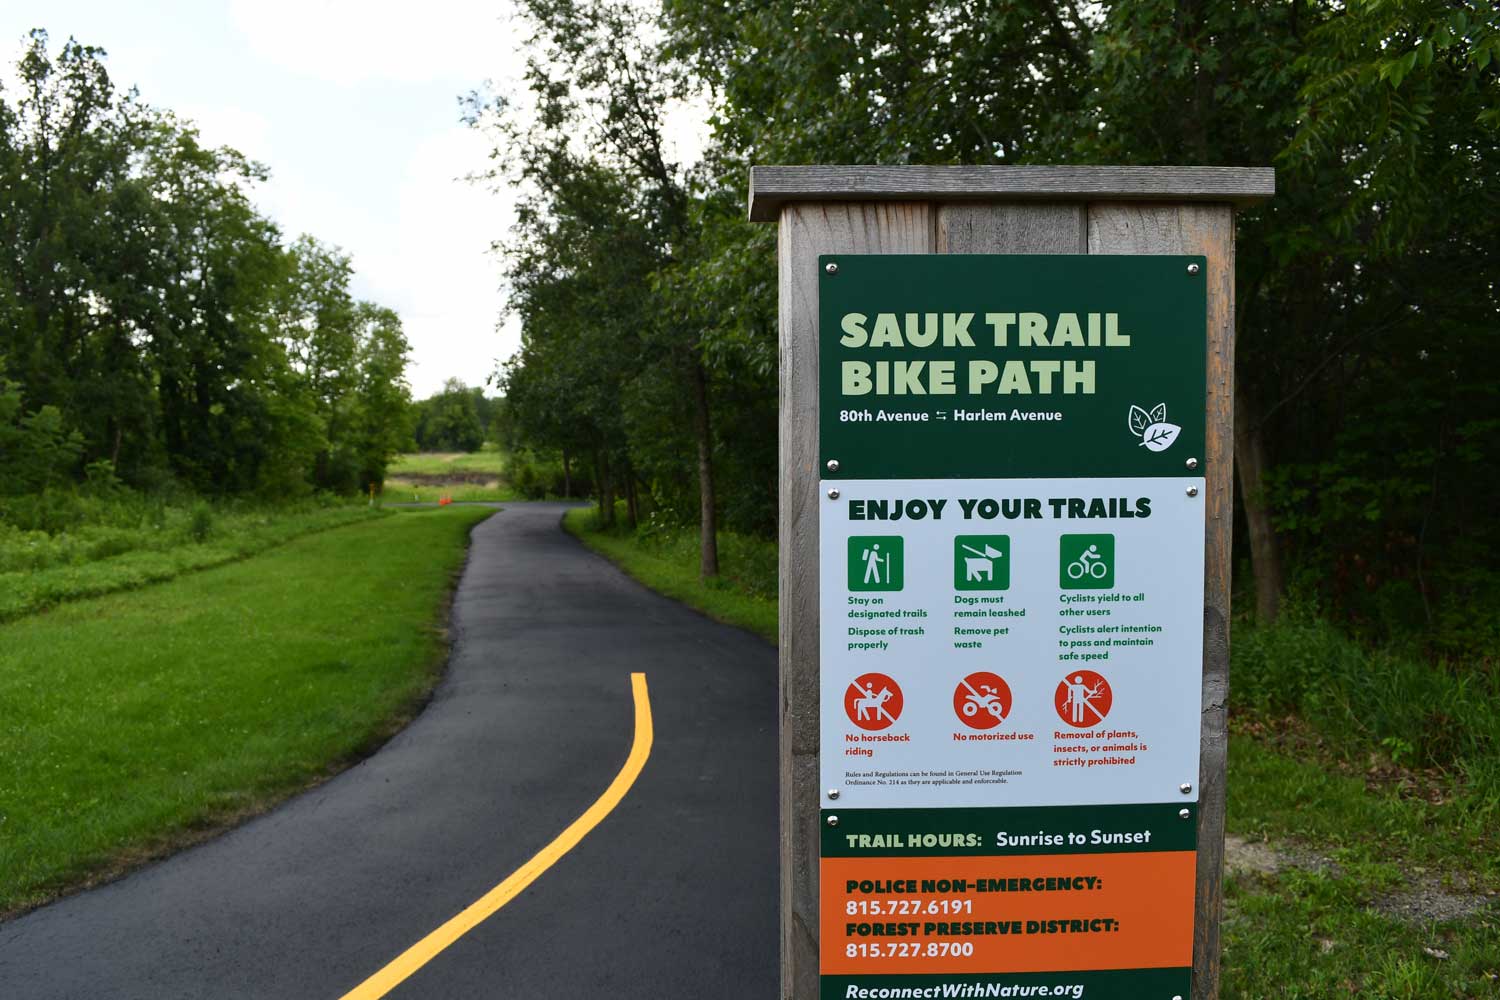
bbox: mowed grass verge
[0,504,385,623]
[562,511,1500,997]
[561,507,777,642]
[0,505,495,916]
[382,446,519,503]
[387,448,508,477]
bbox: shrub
[1233,602,1499,799]
[188,502,215,542]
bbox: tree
[414,379,487,452]
[475,0,726,575]
[661,0,1500,641]
[0,359,81,495]
[0,31,414,501]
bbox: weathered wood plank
[779,201,934,999]
[1087,202,1235,1000]
[750,166,1274,220]
[937,203,1086,254]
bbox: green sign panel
[953,535,1010,591]
[820,803,1197,858]
[847,535,905,591]
[819,254,1207,480]
[1059,533,1115,589]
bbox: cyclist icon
[1067,544,1109,580]
[1060,534,1115,589]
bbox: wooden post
[752,165,1273,1000]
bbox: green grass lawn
[0,505,494,916]
[380,481,519,503]
[386,445,508,478]
[563,509,1500,997]
[1223,736,1499,997]
[382,446,518,503]
[0,504,385,623]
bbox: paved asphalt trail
[0,503,778,998]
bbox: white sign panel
[819,477,1205,809]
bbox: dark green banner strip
[822,803,1196,858]
[821,967,1190,999]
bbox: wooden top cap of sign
[747,165,1275,221]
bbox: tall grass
[1234,604,1500,803]
[563,506,777,641]
[0,493,385,622]
[386,445,508,477]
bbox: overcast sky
[0,1,687,398]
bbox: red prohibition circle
[844,673,904,731]
[1054,670,1113,728]
[953,671,1011,730]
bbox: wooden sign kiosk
[751,166,1274,1000]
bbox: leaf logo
[1128,402,1181,452]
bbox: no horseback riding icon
[844,672,904,731]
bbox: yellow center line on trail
[337,672,654,1000]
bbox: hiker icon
[1054,669,1113,728]
[847,536,904,591]
[844,672,904,731]
[953,671,1011,730]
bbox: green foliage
[563,505,777,641]
[506,448,581,499]
[0,362,82,495]
[410,379,488,453]
[0,506,492,914]
[188,502,215,543]
[0,496,384,622]
[388,447,509,477]
[0,32,411,500]
[1233,601,1500,801]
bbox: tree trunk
[691,360,719,578]
[595,449,615,527]
[562,447,572,498]
[624,458,639,529]
[1234,384,1283,622]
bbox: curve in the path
[0,503,778,999]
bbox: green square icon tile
[848,535,903,591]
[1060,534,1115,589]
[954,535,1010,590]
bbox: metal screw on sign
[827,488,840,500]
[1185,457,1199,470]
[825,262,839,275]
[1186,263,1200,275]
[1178,808,1191,820]
[827,789,840,800]
[1185,486,1199,497]
[826,459,840,473]
[1180,783,1193,794]
[827,815,840,827]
